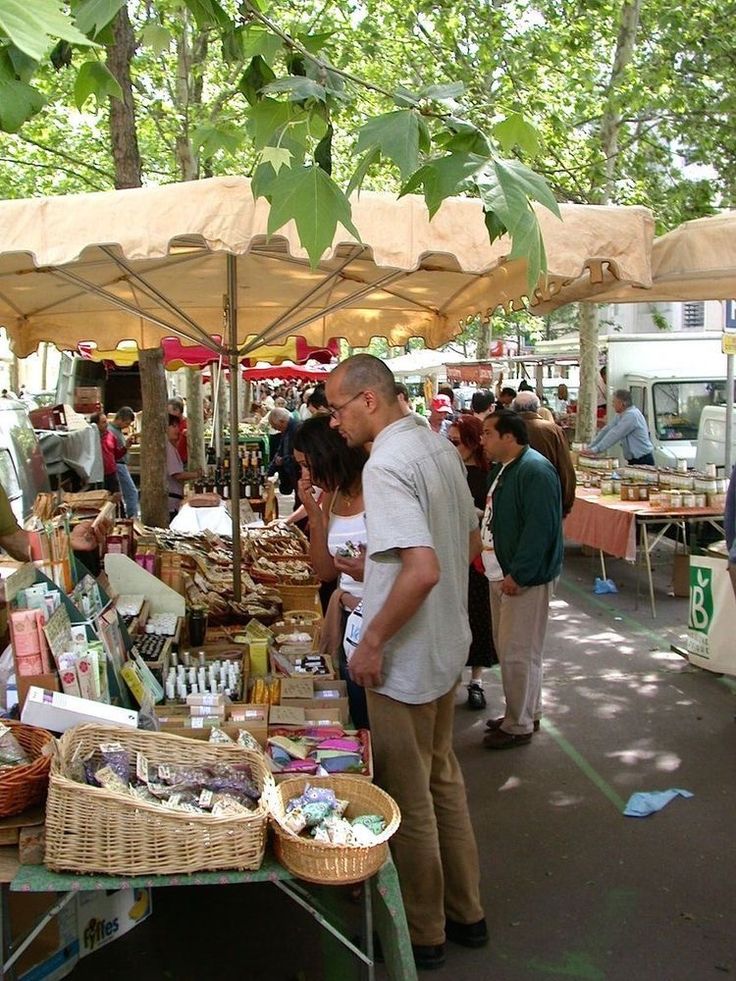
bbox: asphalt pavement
[69,537,736,981]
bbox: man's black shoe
[486,716,540,732]
[412,943,446,970]
[445,917,489,948]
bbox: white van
[695,405,736,471]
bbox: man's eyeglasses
[328,391,365,419]
[448,437,461,446]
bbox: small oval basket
[270,774,400,885]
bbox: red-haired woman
[447,414,497,709]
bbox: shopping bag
[686,554,736,675]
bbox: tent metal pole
[227,254,242,603]
[726,353,734,475]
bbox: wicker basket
[269,775,400,884]
[277,583,322,614]
[0,721,54,818]
[45,724,274,876]
[282,609,322,626]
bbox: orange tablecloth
[563,490,723,562]
[564,491,641,560]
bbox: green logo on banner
[689,565,713,632]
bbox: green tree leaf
[73,0,125,38]
[140,23,171,56]
[261,145,292,174]
[400,152,486,216]
[191,122,243,156]
[492,112,540,157]
[0,52,44,131]
[419,81,464,102]
[181,0,231,31]
[346,146,380,197]
[242,23,282,64]
[266,164,361,266]
[246,97,294,150]
[73,59,122,111]
[356,109,424,180]
[261,76,327,102]
[0,0,96,61]
[238,55,276,106]
[297,30,336,55]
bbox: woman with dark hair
[447,414,497,709]
[292,415,370,729]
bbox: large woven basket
[0,721,54,818]
[45,724,274,876]
[270,775,400,885]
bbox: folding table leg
[640,522,657,617]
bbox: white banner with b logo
[687,554,736,675]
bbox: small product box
[280,678,349,724]
[21,687,139,733]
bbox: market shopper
[470,390,494,422]
[166,415,202,523]
[266,407,300,505]
[447,415,497,709]
[108,407,140,519]
[90,411,126,495]
[293,415,370,729]
[395,382,430,427]
[512,391,577,517]
[167,396,188,464]
[480,410,563,749]
[586,388,655,465]
[428,393,454,435]
[326,354,487,970]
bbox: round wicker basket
[270,775,401,885]
[0,720,54,818]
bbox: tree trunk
[475,317,491,361]
[185,367,205,471]
[106,6,142,189]
[577,0,642,443]
[106,4,168,521]
[576,302,599,443]
[8,355,19,395]
[139,348,169,527]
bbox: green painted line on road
[541,718,628,813]
[560,575,736,697]
[559,574,669,647]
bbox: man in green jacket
[479,410,563,749]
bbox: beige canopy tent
[0,176,654,596]
[534,210,736,312]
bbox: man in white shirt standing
[326,355,487,972]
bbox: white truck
[603,332,728,468]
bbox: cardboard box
[10,891,78,981]
[154,703,268,746]
[77,888,152,959]
[21,687,138,733]
[16,673,60,711]
[266,726,373,783]
[268,705,343,726]
[280,678,349,724]
[269,650,336,680]
[672,552,690,598]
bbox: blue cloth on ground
[594,577,618,594]
[623,788,693,817]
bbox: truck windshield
[652,380,727,441]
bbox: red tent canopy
[242,364,332,382]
